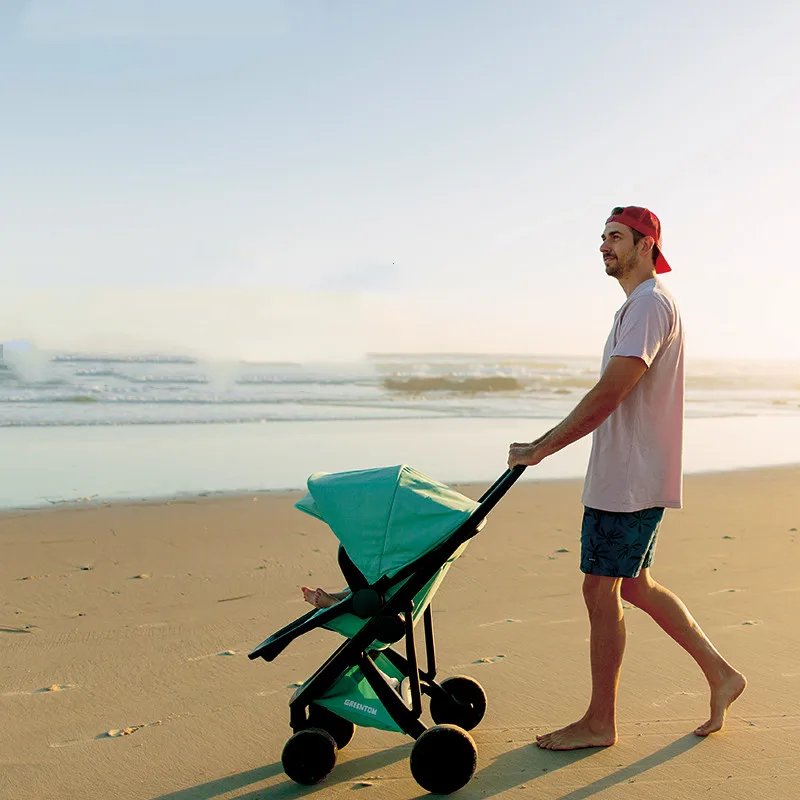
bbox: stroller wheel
[429,676,487,731]
[410,724,477,795]
[306,703,357,749]
[281,727,337,786]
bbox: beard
[604,251,634,278]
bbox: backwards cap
[606,206,671,274]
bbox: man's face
[600,222,638,278]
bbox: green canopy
[295,465,479,584]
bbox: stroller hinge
[360,654,425,739]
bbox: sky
[1,0,799,362]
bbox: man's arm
[508,356,647,467]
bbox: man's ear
[639,235,656,259]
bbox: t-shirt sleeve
[611,295,673,367]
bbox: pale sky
[2,0,799,361]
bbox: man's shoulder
[626,280,679,317]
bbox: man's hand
[508,440,548,468]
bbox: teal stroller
[249,464,525,795]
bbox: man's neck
[618,267,657,298]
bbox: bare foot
[695,670,747,736]
[301,587,346,609]
[536,717,617,750]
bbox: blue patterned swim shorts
[580,507,665,578]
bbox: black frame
[248,465,525,740]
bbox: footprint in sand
[0,625,36,634]
[3,684,74,697]
[473,654,507,664]
[652,690,702,707]
[101,720,162,739]
[187,649,242,661]
[50,720,162,748]
[653,692,700,708]
[721,619,762,629]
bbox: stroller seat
[249,463,524,795]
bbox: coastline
[4,460,800,519]
[4,414,800,511]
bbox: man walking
[508,206,746,750]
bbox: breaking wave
[383,376,524,393]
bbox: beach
[2,466,799,799]
[6,0,800,795]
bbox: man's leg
[621,569,746,736]
[536,574,623,750]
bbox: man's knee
[621,571,655,607]
[582,574,622,614]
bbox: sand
[1,466,799,799]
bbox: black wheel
[429,676,487,731]
[306,704,357,749]
[281,728,337,786]
[410,724,477,795]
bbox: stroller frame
[249,466,525,740]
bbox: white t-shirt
[581,278,684,513]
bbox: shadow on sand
[551,734,705,800]
[154,733,704,799]
[452,733,705,799]
[153,744,411,800]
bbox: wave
[74,368,119,377]
[52,395,99,403]
[121,375,210,385]
[384,376,524,393]
[53,354,196,364]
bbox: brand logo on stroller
[343,699,378,716]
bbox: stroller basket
[250,464,525,794]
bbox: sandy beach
[2,466,799,799]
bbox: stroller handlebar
[477,464,526,504]
[471,464,526,526]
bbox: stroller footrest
[248,634,286,662]
[249,603,352,661]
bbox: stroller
[249,463,525,795]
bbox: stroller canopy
[295,465,479,585]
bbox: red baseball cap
[605,206,671,274]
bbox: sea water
[1,350,799,509]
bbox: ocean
[2,348,799,509]
[3,349,800,427]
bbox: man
[508,206,746,751]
